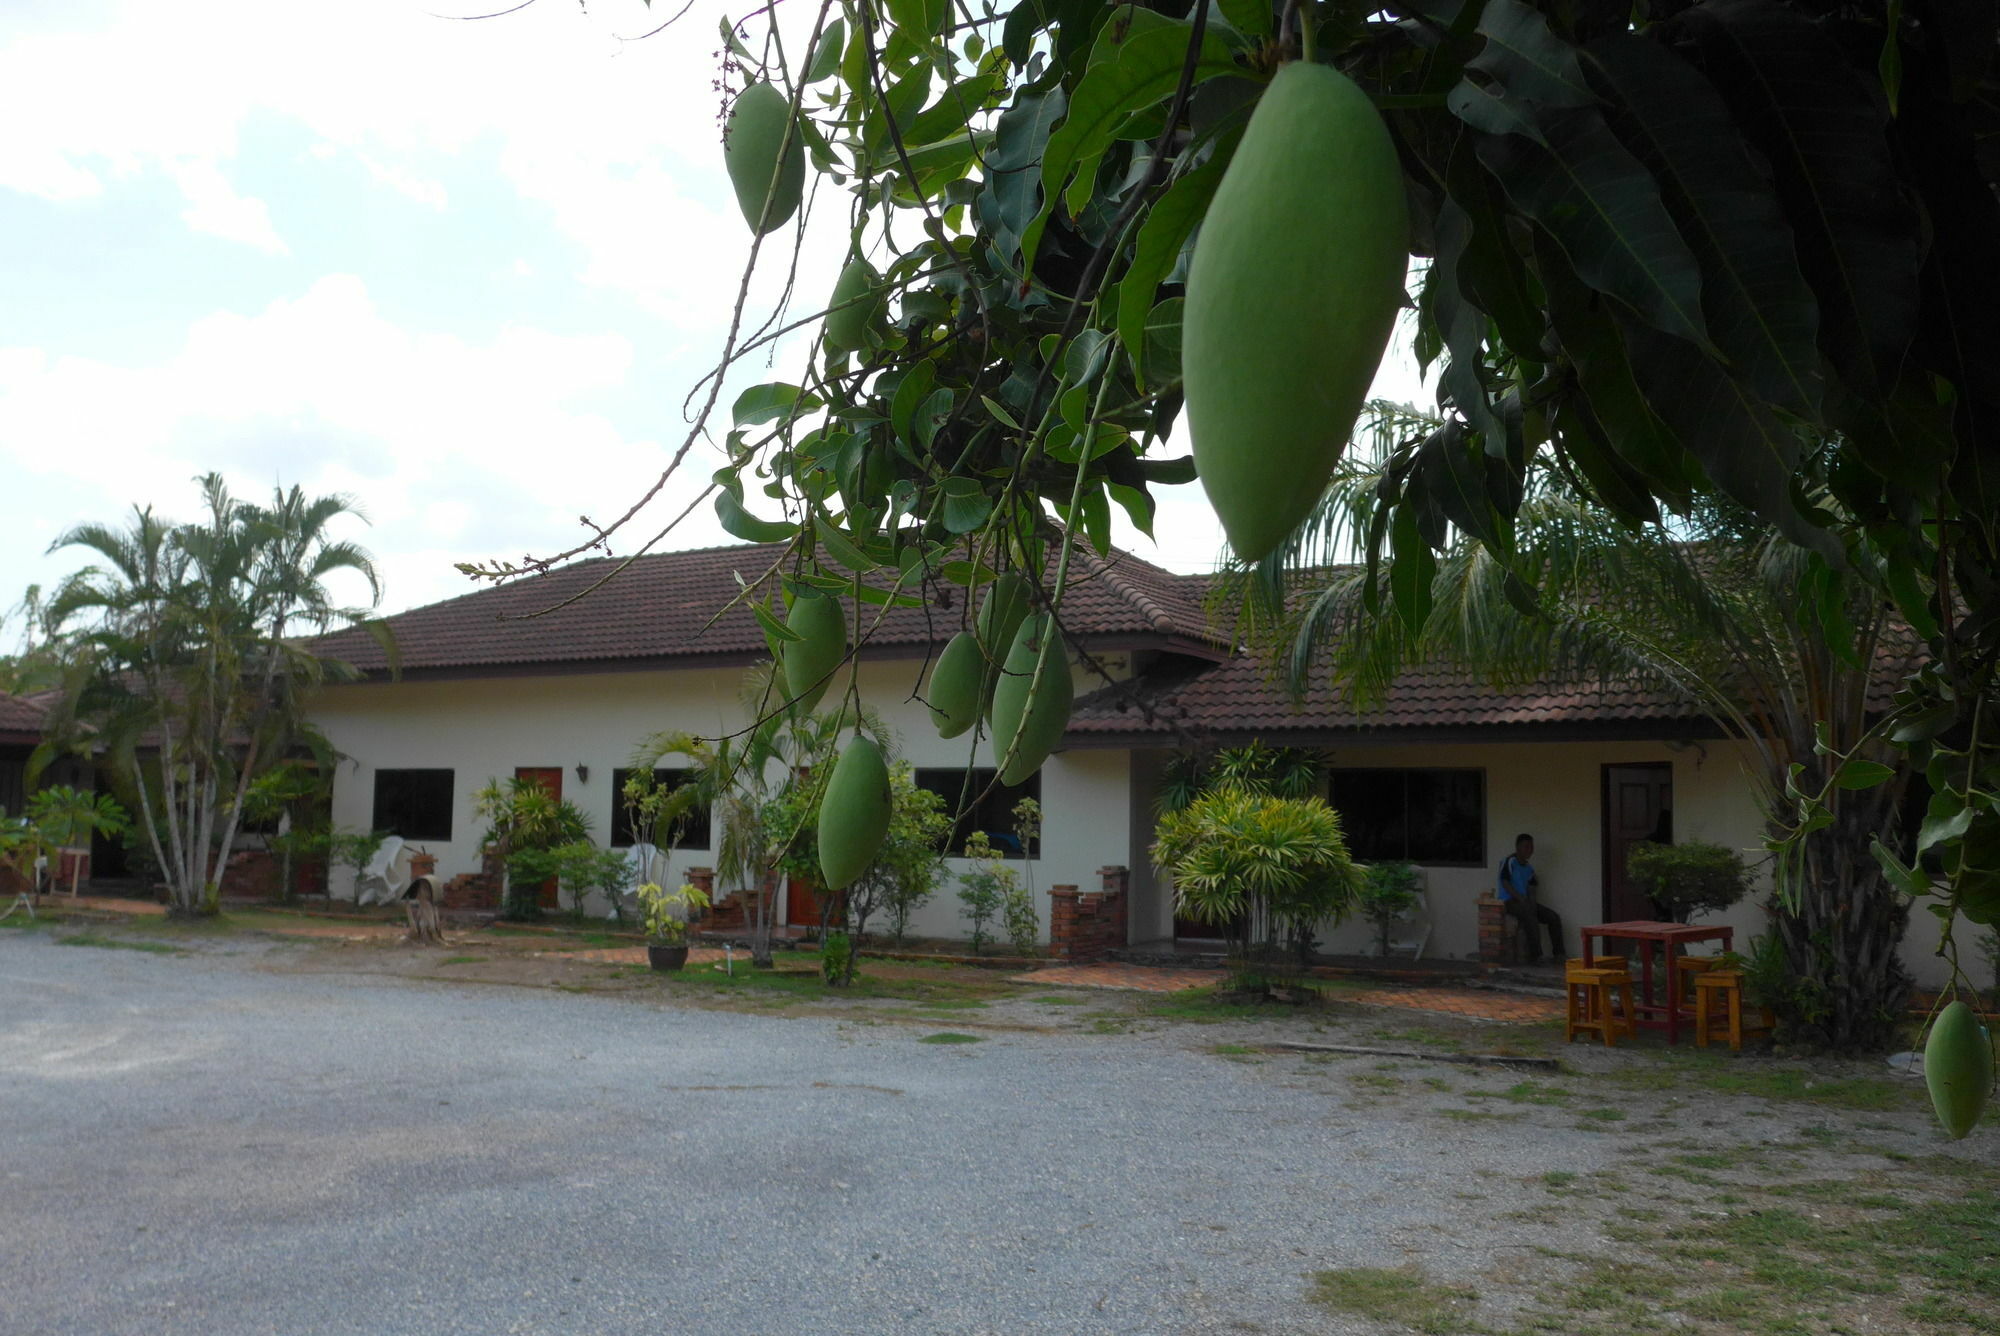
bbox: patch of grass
[1464,1080,1571,1106]
[1370,1024,1471,1053]
[1542,1171,1578,1189]
[1026,993,1086,1006]
[438,955,486,966]
[55,933,181,954]
[918,1032,984,1045]
[1309,1265,1481,1335]
[1439,1107,1524,1122]
[1576,1106,1626,1122]
[1143,986,1299,1022]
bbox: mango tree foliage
[508,1,1996,990]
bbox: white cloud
[170,159,288,254]
[0,275,730,612]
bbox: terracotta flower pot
[647,944,690,972]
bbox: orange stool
[1566,961,1636,1047]
[1692,970,1774,1050]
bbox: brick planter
[1477,894,1528,965]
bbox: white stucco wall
[309,652,1133,943]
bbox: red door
[514,767,564,910]
[1602,763,1673,921]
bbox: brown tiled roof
[314,541,1227,676]
[1066,651,1714,744]
[0,690,51,744]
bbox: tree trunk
[1769,809,1912,1051]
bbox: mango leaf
[751,603,802,652]
[1107,481,1156,538]
[1025,21,1245,270]
[887,0,947,41]
[1671,0,1921,396]
[815,523,878,572]
[1115,146,1230,382]
[733,382,818,428]
[715,490,798,544]
[1389,504,1437,635]
[1215,0,1272,40]
[889,361,937,443]
[805,18,846,83]
[1834,759,1897,790]
[1142,296,1184,385]
[940,477,992,534]
[1580,33,1823,419]
[1471,104,1711,351]
[1467,0,1596,108]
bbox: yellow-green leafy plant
[637,880,711,948]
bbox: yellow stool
[1566,962,1636,1047]
[1692,970,1774,1050]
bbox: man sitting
[1498,833,1563,965]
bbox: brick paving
[1008,962,1225,992]
[1349,986,1565,1024]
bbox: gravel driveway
[0,931,1969,1335]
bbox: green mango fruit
[988,614,1072,785]
[782,590,846,714]
[1183,61,1409,562]
[818,736,890,890]
[926,631,984,739]
[724,81,806,236]
[1925,1000,1994,1139]
[975,573,1033,662]
[825,258,881,354]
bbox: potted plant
[1624,840,1754,924]
[637,880,710,971]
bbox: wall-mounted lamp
[574,764,590,784]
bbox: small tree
[1154,787,1362,991]
[1357,862,1421,959]
[475,776,590,921]
[1625,841,1756,924]
[955,831,1010,956]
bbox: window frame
[609,767,711,851]
[913,766,1042,860]
[369,768,455,843]
[1326,766,1486,868]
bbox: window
[1328,768,1484,865]
[611,768,711,850]
[914,768,1041,859]
[371,769,454,842]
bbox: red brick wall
[441,847,503,910]
[1048,866,1130,961]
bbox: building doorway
[1601,763,1673,921]
[513,766,565,910]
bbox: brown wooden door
[1602,763,1673,921]
[514,767,564,909]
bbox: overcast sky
[0,0,1426,631]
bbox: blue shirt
[1498,854,1536,902]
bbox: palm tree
[36,475,385,916]
[1235,444,1914,1048]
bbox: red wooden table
[1581,921,1734,1045]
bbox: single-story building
[306,542,1951,984]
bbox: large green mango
[1925,1000,1994,1139]
[818,736,890,890]
[926,631,985,739]
[988,614,1072,786]
[825,258,881,354]
[782,590,846,714]
[724,81,806,236]
[976,573,1033,658]
[1182,61,1408,562]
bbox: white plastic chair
[353,836,412,906]
[1381,869,1431,960]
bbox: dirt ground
[11,902,1996,1335]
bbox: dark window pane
[1403,769,1485,865]
[1328,769,1407,863]
[913,768,1041,858]
[1328,768,1484,865]
[611,768,711,850]
[371,769,454,842]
